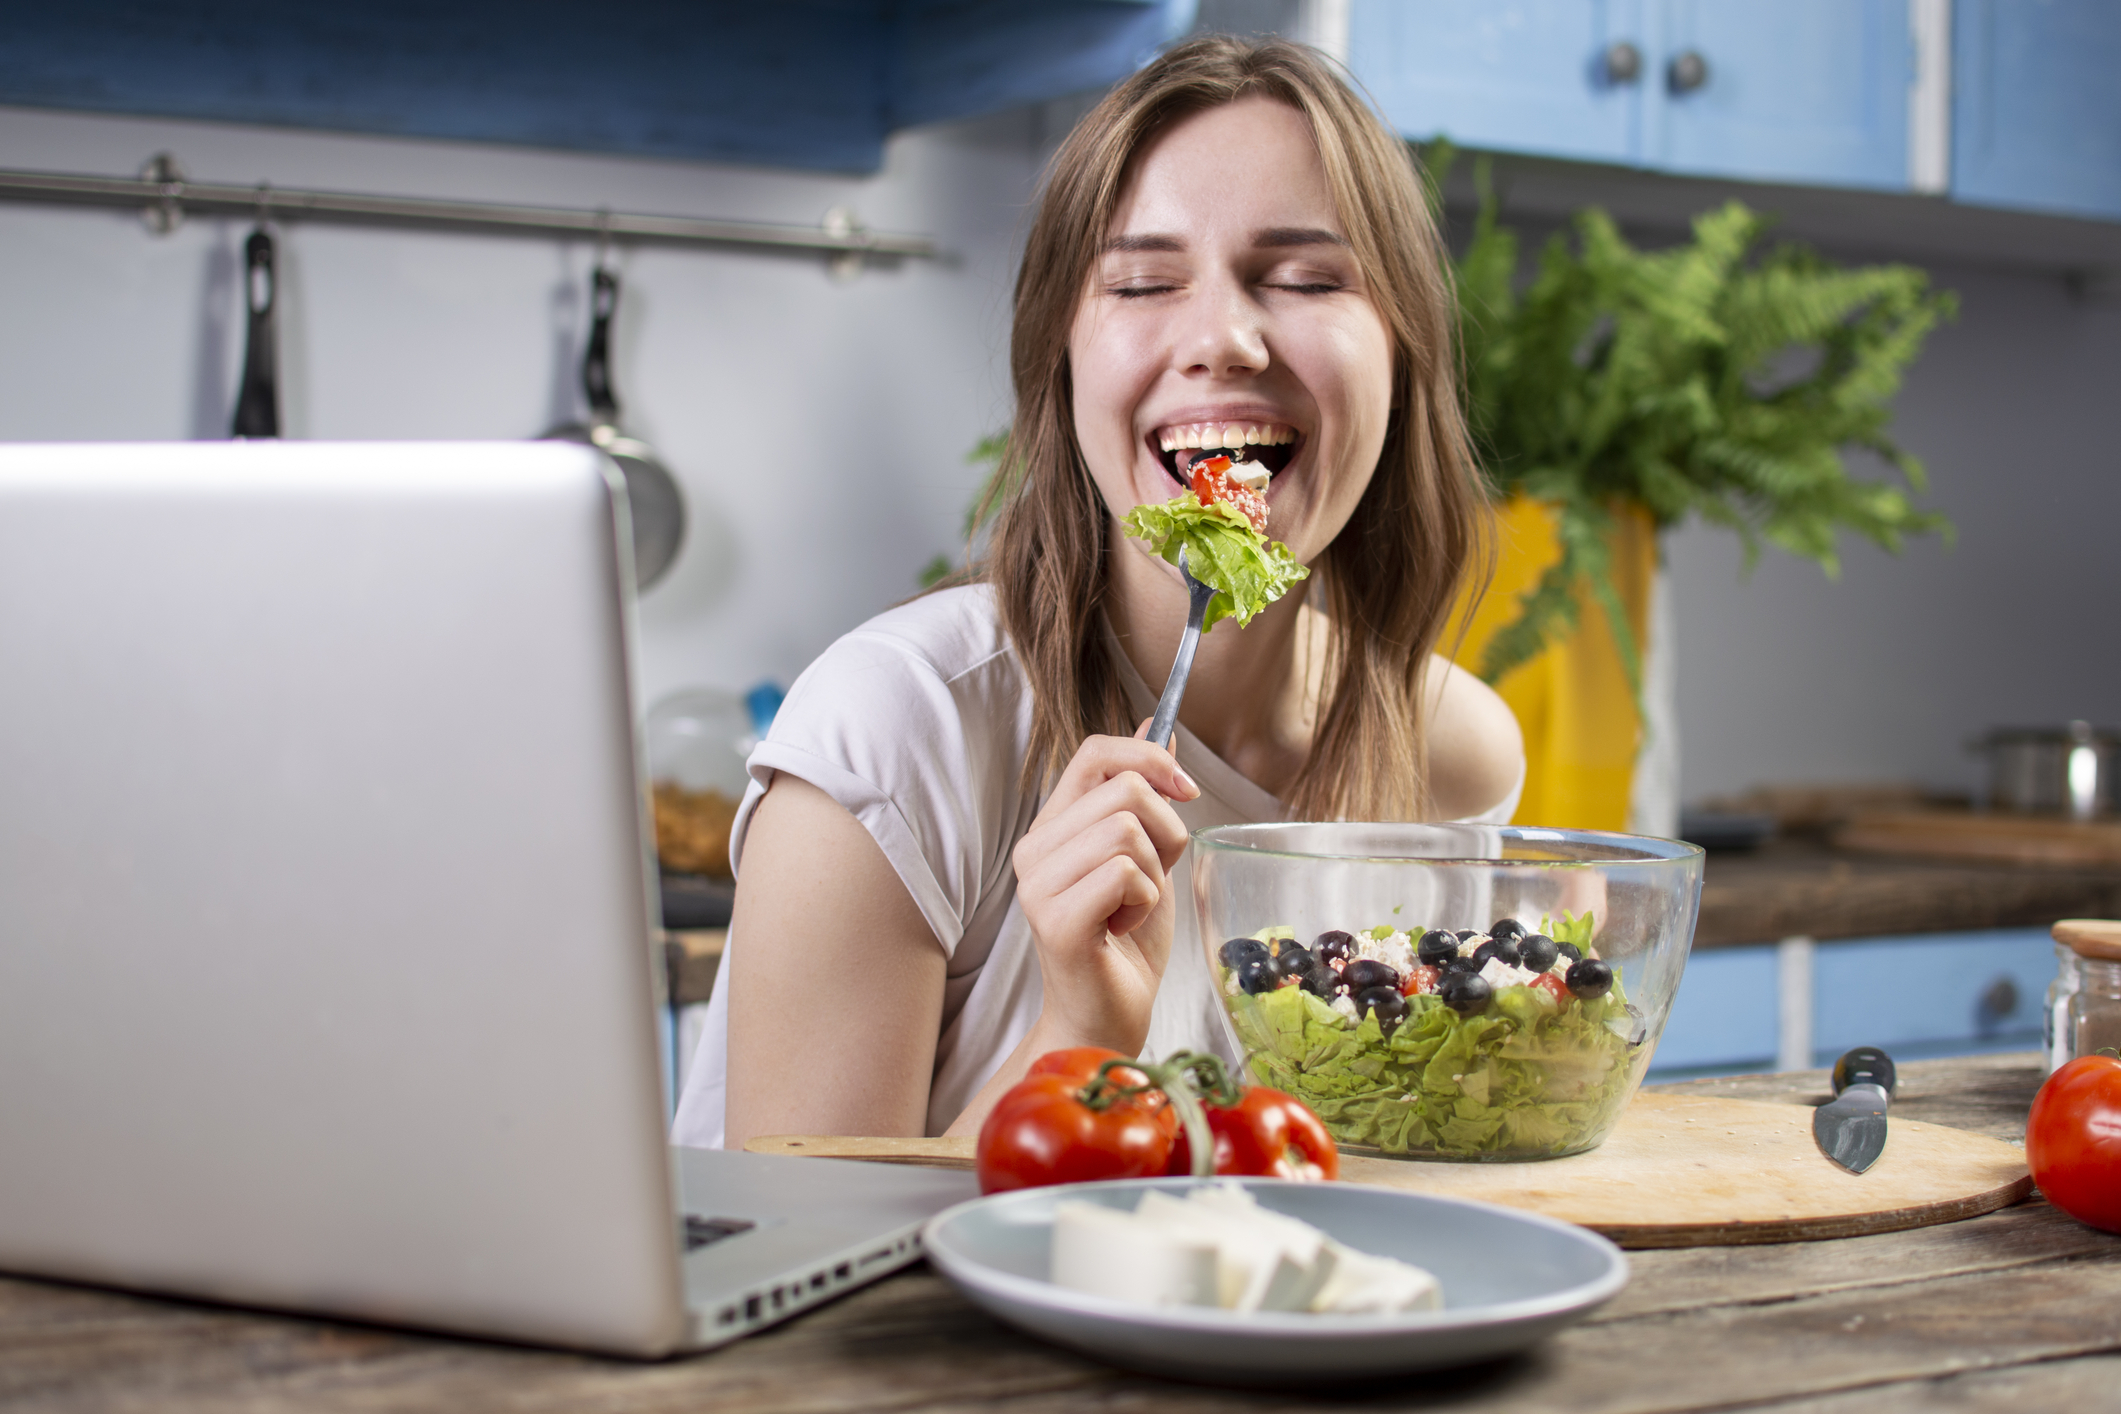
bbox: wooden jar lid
[2054,919,2121,961]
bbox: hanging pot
[231,227,279,438]
[543,267,686,590]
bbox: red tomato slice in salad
[1188,454,1270,533]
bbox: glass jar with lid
[2052,919,2121,1067]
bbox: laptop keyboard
[682,1215,757,1252]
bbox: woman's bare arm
[722,775,946,1151]
[1421,655,1526,820]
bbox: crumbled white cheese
[1478,957,1541,990]
[1330,994,1361,1023]
[1354,931,1415,974]
[1455,933,1489,959]
[1051,1184,1442,1315]
[1225,969,1243,996]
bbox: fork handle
[1147,567,1218,750]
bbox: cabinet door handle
[1603,40,1642,85]
[1668,49,1710,93]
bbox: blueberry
[1300,964,1343,998]
[1517,934,1559,973]
[1416,929,1460,967]
[1438,972,1493,1015]
[1238,958,1279,994]
[1356,986,1409,1036]
[1220,937,1270,969]
[1271,944,1317,981]
[1489,918,1527,942]
[1441,955,1479,975]
[1566,958,1613,999]
[1342,958,1399,993]
[1556,941,1584,964]
[1454,929,1482,943]
[1314,930,1357,966]
[1473,938,1522,970]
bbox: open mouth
[1151,421,1300,490]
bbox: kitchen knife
[1813,1046,1897,1174]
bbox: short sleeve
[727,609,1025,961]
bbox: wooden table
[7,1052,2119,1412]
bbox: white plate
[922,1177,1627,1384]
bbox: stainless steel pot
[1970,722,2117,820]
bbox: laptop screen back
[0,442,686,1353]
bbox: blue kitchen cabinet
[1350,0,1913,192]
[1652,0,1911,189]
[1811,928,2053,1061]
[1649,942,1781,1074]
[1952,0,2121,221]
[1646,927,2056,1080]
[1348,0,1646,167]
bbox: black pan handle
[231,228,280,439]
[581,266,621,424]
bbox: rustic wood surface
[753,1092,2033,1249]
[1693,840,2121,948]
[6,1052,2118,1413]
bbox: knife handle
[1831,1046,1896,1097]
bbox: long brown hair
[984,34,1488,822]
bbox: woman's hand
[1008,729,1199,1056]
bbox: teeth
[1155,421,1296,454]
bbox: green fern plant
[1449,162,1957,690]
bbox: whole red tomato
[975,1074,1176,1195]
[2026,1053,2121,1233]
[1167,1086,1341,1182]
[1026,1046,1152,1090]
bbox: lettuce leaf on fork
[1121,492,1309,631]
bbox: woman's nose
[1177,279,1269,378]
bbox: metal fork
[1146,548,1219,750]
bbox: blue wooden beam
[0,0,1194,174]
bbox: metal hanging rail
[0,155,940,261]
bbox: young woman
[674,36,1523,1152]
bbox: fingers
[1023,767,1191,873]
[1043,732,1198,819]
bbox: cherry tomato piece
[2026,1053,2121,1233]
[1530,973,1570,1006]
[1167,1085,1340,1181]
[976,1074,1176,1195]
[1188,456,1270,532]
[1401,964,1440,996]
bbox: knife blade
[1813,1046,1897,1174]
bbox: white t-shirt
[669,584,1520,1149]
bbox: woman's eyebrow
[1254,227,1347,248]
[1106,233,1186,253]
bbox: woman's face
[1069,95,1395,571]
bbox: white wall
[0,103,1046,711]
[1665,252,2121,802]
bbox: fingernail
[1175,768,1199,797]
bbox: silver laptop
[0,441,976,1357]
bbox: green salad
[1121,480,1307,631]
[1216,913,1643,1160]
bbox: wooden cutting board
[747,1091,2032,1249]
[1835,807,2121,867]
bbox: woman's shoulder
[821,582,1017,689]
[1419,654,1525,822]
[770,582,1030,763]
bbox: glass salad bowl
[1193,823,1704,1163]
